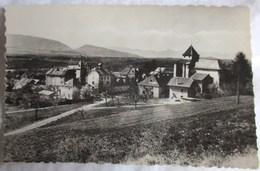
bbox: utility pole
[236,65,240,104]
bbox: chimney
[98,63,102,68]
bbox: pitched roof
[13,78,39,89]
[46,67,68,76]
[191,73,209,81]
[120,67,132,75]
[183,45,200,61]
[138,74,172,87]
[93,67,111,76]
[38,90,54,96]
[150,67,173,75]
[167,77,194,88]
[195,59,220,70]
[120,67,137,76]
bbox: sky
[5,5,251,58]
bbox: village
[3,5,257,168]
[5,45,223,113]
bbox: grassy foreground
[4,96,258,168]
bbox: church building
[169,45,221,100]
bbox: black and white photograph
[2,5,258,168]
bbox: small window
[92,81,94,84]
[181,89,183,92]
[107,81,109,84]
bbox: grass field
[4,96,258,168]
[4,101,92,132]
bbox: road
[4,99,110,136]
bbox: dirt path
[4,99,110,136]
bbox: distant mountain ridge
[6,34,79,56]
[111,47,235,59]
[76,44,141,58]
[6,34,141,58]
[6,34,235,59]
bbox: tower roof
[183,45,200,62]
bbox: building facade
[86,63,112,92]
[138,74,172,98]
[45,68,76,87]
[167,77,199,100]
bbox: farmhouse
[138,74,172,98]
[167,77,199,100]
[190,73,213,93]
[45,67,76,86]
[86,63,112,91]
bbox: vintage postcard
[2,5,258,168]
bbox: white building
[45,67,76,87]
[167,77,199,100]
[194,58,221,87]
[87,63,112,91]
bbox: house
[59,79,76,100]
[138,74,172,98]
[45,67,76,87]
[86,63,112,92]
[194,58,221,87]
[167,77,199,100]
[191,73,213,93]
[112,72,130,86]
[120,66,139,79]
[13,78,40,90]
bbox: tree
[231,52,252,87]
[80,85,93,99]
[231,52,252,103]
[30,93,41,120]
[72,87,81,100]
[143,59,157,75]
[127,86,140,110]
[107,87,116,106]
